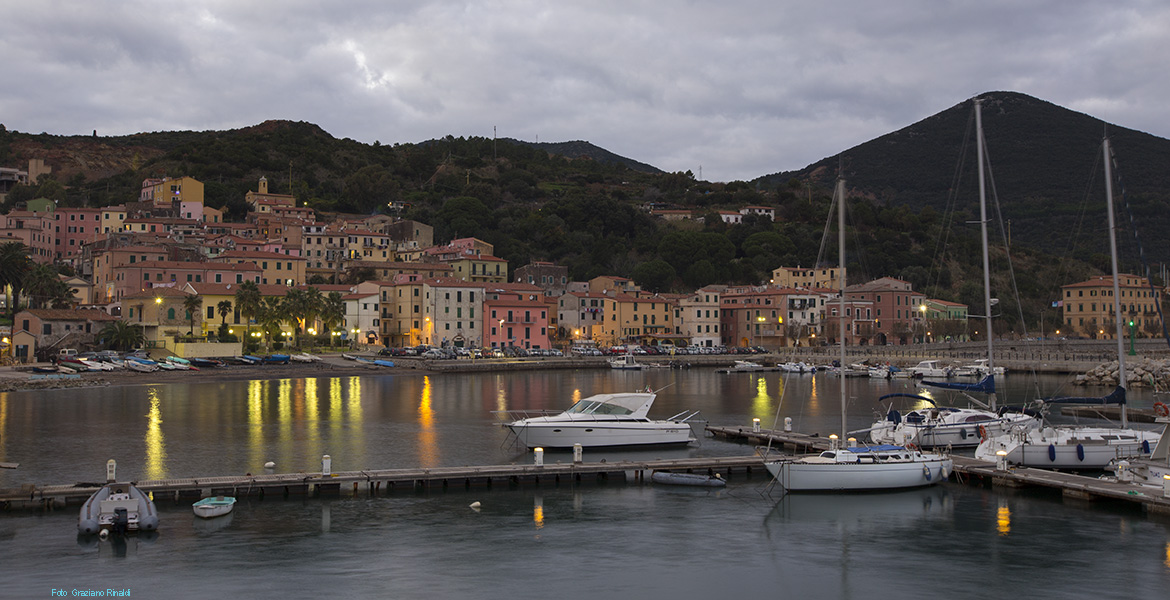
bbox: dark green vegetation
[1,91,1168,338]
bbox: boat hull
[78,483,159,535]
[975,427,1159,468]
[651,472,726,487]
[766,453,952,492]
[506,421,695,449]
[870,413,1038,449]
[192,497,236,519]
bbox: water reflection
[534,494,544,531]
[143,388,167,480]
[417,376,438,467]
[997,499,1011,536]
[752,376,774,422]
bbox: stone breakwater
[1073,357,1170,388]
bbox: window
[167,308,175,320]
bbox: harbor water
[1,368,1168,599]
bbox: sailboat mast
[975,98,998,411]
[837,176,847,439]
[1103,137,1129,428]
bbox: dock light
[753,418,761,433]
[573,443,583,464]
[996,450,1008,471]
[322,455,331,476]
[829,433,839,450]
[784,417,793,432]
[534,448,544,467]
[847,437,857,448]
[1164,474,1170,498]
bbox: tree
[217,300,233,325]
[234,280,261,338]
[632,259,677,293]
[0,242,32,318]
[99,320,145,351]
[22,263,75,309]
[320,291,346,347]
[182,293,203,335]
[257,297,286,351]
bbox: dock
[0,456,765,510]
[706,424,1170,515]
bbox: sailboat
[974,136,1161,468]
[765,176,953,492]
[866,98,1039,449]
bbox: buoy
[264,461,275,469]
[469,501,481,511]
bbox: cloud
[2,1,1168,182]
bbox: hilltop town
[0,161,1159,364]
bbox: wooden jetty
[707,424,1170,516]
[0,456,764,511]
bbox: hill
[0,92,1166,339]
[754,91,1170,268]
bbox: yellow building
[212,250,306,286]
[770,265,844,290]
[140,176,204,208]
[1061,274,1160,339]
[597,292,675,347]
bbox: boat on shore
[192,496,236,519]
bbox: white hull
[766,452,952,492]
[508,420,694,449]
[608,356,642,370]
[975,426,1160,468]
[192,497,235,519]
[870,411,1038,449]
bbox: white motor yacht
[500,389,701,449]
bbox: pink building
[0,210,54,263]
[484,283,549,349]
[53,207,103,262]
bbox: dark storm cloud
[1,1,1167,181]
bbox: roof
[121,287,195,300]
[214,250,306,261]
[21,308,118,322]
[186,282,293,296]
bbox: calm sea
[1,368,1168,599]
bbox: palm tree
[234,280,261,339]
[282,287,323,348]
[320,291,346,348]
[216,300,233,325]
[99,320,145,351]
[22,263,76,309]
[182,293,203,335]
[257,297,285,352]
[0,242,33,318]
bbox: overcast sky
[3,1,1167,182]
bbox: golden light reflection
[1164,541,1170,569]
[534,496,545,530]
[143,388,167,480]
[417,376,438,467]
[752,376,775,421]
[996,502,1011,536]
[277,379,292,463]
[247,379,265,471]
[345,377,364,460]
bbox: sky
[3,1,1168,182]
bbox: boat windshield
[564,400,634,416]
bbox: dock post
[753,418,760,433]
[534,448,544,467]
[1164,475,1170,498]
[322,455,332,476]
[573,444,582,464]
[784,417,792,432]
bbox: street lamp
[919,304,927,344]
